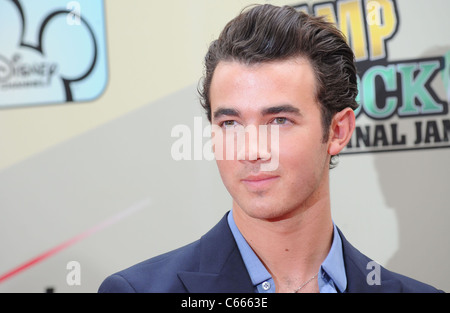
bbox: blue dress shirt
[227,210,347,293]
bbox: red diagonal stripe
[0,198,150,284]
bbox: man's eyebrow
[213,107,241,119]
[261,105,302,116]
[213,105,301,119]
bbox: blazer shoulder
[98,213,239,293]
[98,239,201,293]
[338,228,442,293]
[379,266,443,293]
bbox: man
[99,4,441,293]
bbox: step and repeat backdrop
[0,0,449,292]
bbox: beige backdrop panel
[0,0,449,292]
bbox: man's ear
[327,108,356,156]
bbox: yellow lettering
[338,0,368,61]
[313,3,337,24]
[366,0,398,60]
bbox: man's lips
[241,174,280,189]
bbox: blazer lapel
[338,228,403,293]
[177,213,254,293]
[177,219,406,293]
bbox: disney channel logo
[0,53,58,87]
[0,0,107,108]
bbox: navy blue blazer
[98,213,441,293]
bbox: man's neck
[232,196,333,293]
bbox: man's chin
[235,201,292,221]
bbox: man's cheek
[260,125,280,172]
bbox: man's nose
[236,124,273,162]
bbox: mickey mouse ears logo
[0,0,108,108]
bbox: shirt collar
[227,210,272,286]
[227,209,347,292]
[319,223,347,293]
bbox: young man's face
[210,58,332,221]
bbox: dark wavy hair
[199,4,359,144]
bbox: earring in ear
[330,154,340,169]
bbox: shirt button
[262,281,271,291]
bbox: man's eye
[272,117,288,125]
[222,120,237,127]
